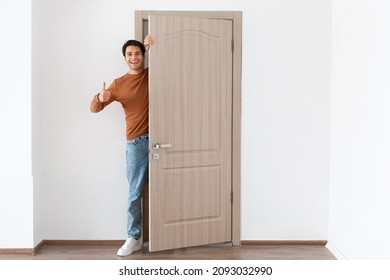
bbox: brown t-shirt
[90,69,148,140]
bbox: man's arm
[90,81,113,113]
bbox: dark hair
[122,40,145,57]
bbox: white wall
[6,0,390,261]
[30,0,331,245]
[241,1,331,240]
[0,0,33,248]
[329,0,390,259]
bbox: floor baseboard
[240,240,328,246]
[43,240,125,246]
[0,240,125,255]
[33,240,46,255]
[1,239,329,255]
[325,241,346,260]
[0,248,34,255]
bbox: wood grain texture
[0,241,335,260]
[148,15,233,252]
[231,11,242,246]
[240,240,328,246]
[136,10,242,249]
[0,248,33,255]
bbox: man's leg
[118,133,149,256]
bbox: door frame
[135,10,242,246]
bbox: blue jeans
[126,133,149,239]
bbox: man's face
[124,45,144,73]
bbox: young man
[90,36,153,256]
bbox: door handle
[153,143,172,149]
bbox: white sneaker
[117,238,142,257]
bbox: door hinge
[231,191,233,204]
[231,39,234,52]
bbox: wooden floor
[0,242,336,260]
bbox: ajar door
[148,15,233,252]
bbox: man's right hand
[98,82,111,102]
[144,35,154,50]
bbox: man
[90,36,153,256]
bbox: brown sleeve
[90,94,103,112]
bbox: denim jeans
[126,133,149,239]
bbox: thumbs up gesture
[98,82,111,102]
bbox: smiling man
[90,36,153,256]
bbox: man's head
[122,40,146,74]
[122,40,146,57]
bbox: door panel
[148,15,232,252]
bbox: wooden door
[148,15,233,252]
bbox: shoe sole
[117,244,142,257]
